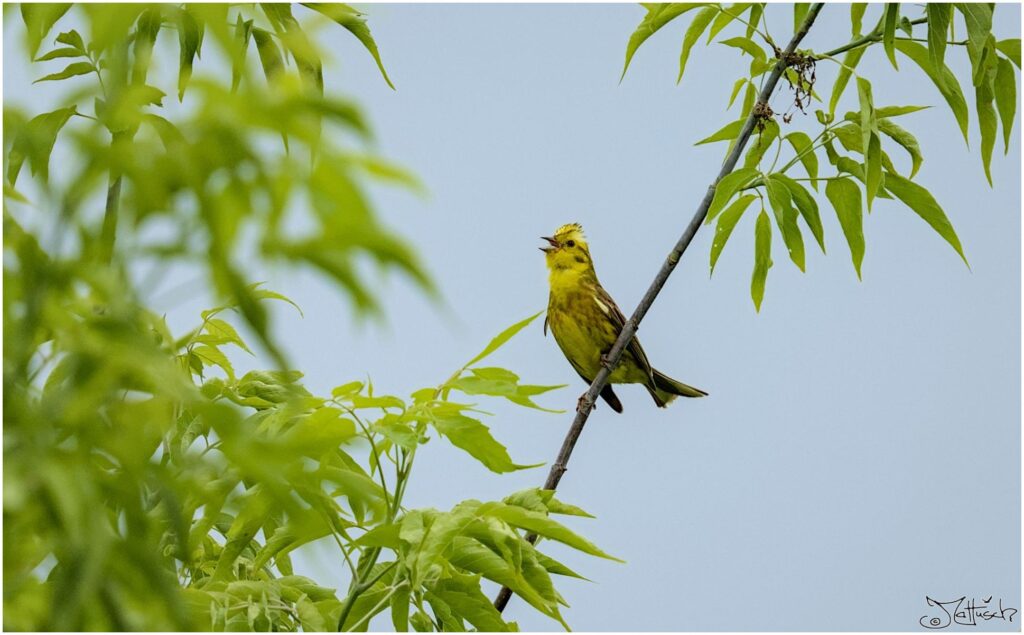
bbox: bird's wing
[594,283,655,382]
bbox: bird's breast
[547,288,619,379]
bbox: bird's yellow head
[540,223,594,275]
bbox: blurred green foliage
[4,5,610,631]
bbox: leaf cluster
[621,3,1019,310]
[4,5,613,632]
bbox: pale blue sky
[4,3,1021,631]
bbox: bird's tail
[647,370,708,408]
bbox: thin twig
[492,1,826,614]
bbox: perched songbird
[541,223,707,413]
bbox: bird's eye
[566,240,576,248]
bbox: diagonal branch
[492,2,825,614]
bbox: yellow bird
[541,223,707,413]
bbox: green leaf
[297,597,327,632]
[429,573,509,632]
[192,345,235,381]
[55,29,85,51]
[353,523,401,549]
[6,106,77,185]
[994,57,1017,154]
[426,595,464,632]
[872,105,930,118]
[876,119,923,177]
[213,488,272,581]
[719,36,765,63]
[850,3,867,36]
[825,177,864,279]
[705,167,758,223]
[464,311,542,367]
[302,3,395,89]
[265,5,323,97]
[764,175,805,272]
[34,46,84,62]
[926,4,952,88]
[33,61,94,83]
[857,77,882,209]
[245,286,302,317]
[677,7,718,84]
[784,131,818,189]
[774,174,825,253]
[283,408,357,456]
[177,7,202,101]
[829,47,866,116]
[350,394,404,410]
[793,3,810,32]
[232,16,254,92]
[478,502,620,561]
[883,172,968,266]
[252,28,284,83]
[21,4,71,57]
[203,318,253,354]
[976,80,998,186]
[619,3,703,79]
[882,4,900,69]
[706,3,745,42]
[695,118,745,145]
[447,537,563,626]
[710,194,755,274]
[743,118,779,168]
[957,3,994,84]
[390,582,411,632]
[332,381,364,398]
[741,78,757,115]
[745,3,763,39]
[132,9,161,86]
[898,16,913,37]
[996,38,1021,69]
[502,488,594,517]
[141,113,184,149]
[831,156,894,201]
[894,41,970,144]
[750,210,772,312]
[544,496,594,518]
[535,550,587,580]
[432,414,539,473]
[727,78,751,109]
[254,518,334,571]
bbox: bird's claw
[576,393,595,414]
[599,353,614,370]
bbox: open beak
[539,236,559,253]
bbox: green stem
[820,16,927,58]
[817,53,862,76]
[895,37,968,45]
[767,134,785,172]
[343,405,392,513]
[777,126,833,174]
[335,424,421,630]
[336,562,398,630]
[98,167,123,265]
[335,368,464,630]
